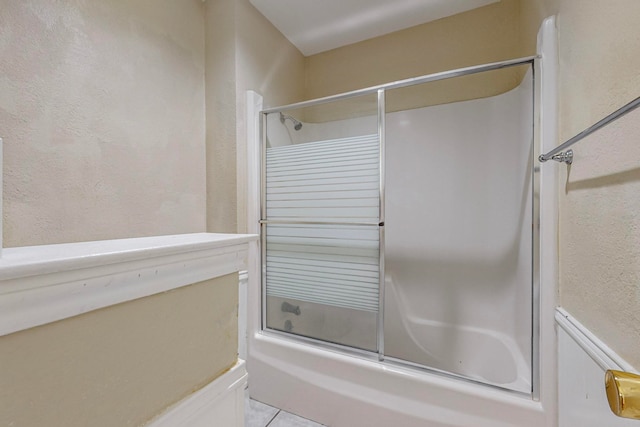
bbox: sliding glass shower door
[261,95,381,351]
[382,66,535,393]
[260,58,537,394]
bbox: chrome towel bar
[539,95,640,164]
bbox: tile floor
[245,394,325,427]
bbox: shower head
[280,112,303,131]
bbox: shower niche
[260,62,536,394]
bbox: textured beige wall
[235,1,305,112]
[0,273,239,427]
[554,1,640,367]
[519,0,557,54]
[521,0,640,367]
[205,0,305,233]
[205,0,238,233]
[0,0,207,247]
[235,0,305,233]
[304,0,524,108]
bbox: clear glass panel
[263,94,380,351]
[383,65,534,392]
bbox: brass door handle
[606,370,640,419]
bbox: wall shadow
[567,166,640,192]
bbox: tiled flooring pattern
[245,396,325,427]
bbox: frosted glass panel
[266,223,379,311]
[383,67,534,393]
[266,135,380,223]
[264,222,379,350]
[263,103,380,350]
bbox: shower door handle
[606,370,640,419]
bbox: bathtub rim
[248,329,549,427]
[256,327,534,399]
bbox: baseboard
[555,308,636,427]
[555,308,633,372]
[148,359,247,427]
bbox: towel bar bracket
[539,95,640,165]
[539,149,573,165]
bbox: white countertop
[0,232,258,281]
[0,232,259,335]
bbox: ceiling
[249,0,500,56]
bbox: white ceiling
[249,0,500,56]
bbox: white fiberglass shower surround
[246,18,559,427]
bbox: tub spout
[284,320,293,332]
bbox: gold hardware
[605,370,640,419]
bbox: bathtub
[247,263,549,427]
[261,273,531,395]
[383,275,532,393]
[248,330,546,427]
